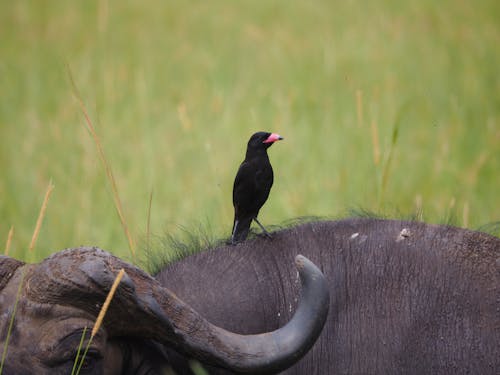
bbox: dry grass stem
[463,202,469,228]
[4,226,14,256]
[29,180,54,252]
[449,197,456,210]
[67,66,136,257]
[370,120,380,166]
[91,268,125,338]
[177,103,192,131]
[415,194,423,221]
[75,269,125,373]
[466,151,488,186]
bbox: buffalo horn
[24,247,329,373]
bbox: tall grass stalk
[379,102,408,206]
[73,334,94,375]
[4,226,14,256]
[0,268,26,374]
[29,180,54,252]
[91,268,125,338]
[70,326,88,375]
[67,66,136,257]
[72,268,125,375]
[466,151,489,186]
[415,194,424,221]
[370,120,380,166]
[463,202,469,228]
[177,103,192,131]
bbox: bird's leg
[230,220,239,245]
[254,218,272,238]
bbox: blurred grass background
[1,0,499,263]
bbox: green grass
[1,0,499,263]
[0,268,25,374]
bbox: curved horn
[25,247,329,373]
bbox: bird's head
[248,131,284,149]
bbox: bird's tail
[231,216,253,244]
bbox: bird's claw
[258,231,273,239]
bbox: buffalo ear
[0,256,24,291]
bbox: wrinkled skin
[158,218,500,374]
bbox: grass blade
[71,326,88,375]
[73,269,125,375]
[74,335,93,375]
[0,268,26,374]
[29,180,55,252]
[91,268,125,338]
[379,101,410,206]
[370,120,380,166]
[66,65,136,257]
[4,226,14,256]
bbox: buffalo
[156,218,499,374]
[1,217,499,374]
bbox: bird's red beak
[263,133,284,143]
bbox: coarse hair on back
[138,210,500,275]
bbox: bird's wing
[233,159,273,211]
[233,161,257,207]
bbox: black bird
[231,131,283,244]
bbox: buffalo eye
[71,349,102,374]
